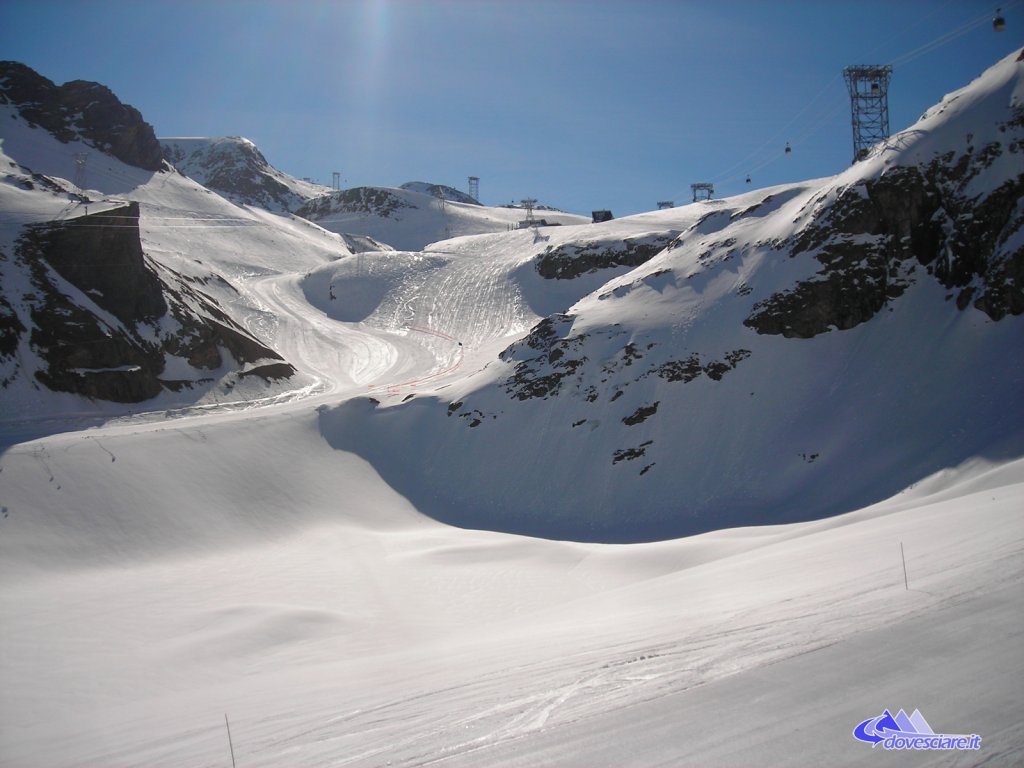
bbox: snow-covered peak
[0,60,165,172]
[161,135,331,213]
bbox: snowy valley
[1,50,1023,767]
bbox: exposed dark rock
[704,349,752,381]
[296,187,415,221]
[623,401,659,426]
[11,206,291,402]
[651,350,751,383]
[0,60,164,171]
[747,137,1024,337]
[239,362,296,381]
[654,354,703,383]
[745,248,898,338]
[458,409,486,428]
[160,137,333,214]
[163,138,296,210]
[612,440,653,464]
[27,202,167,324]
[499,314,598,400]
[535,232,676,279]
[0,291,25,362]
[621,342,644,366]
[499,306,753,406]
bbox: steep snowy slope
[324,50,1024,542]
[0,64,359,429]
[297,185,590,251]
[162,136,332,213]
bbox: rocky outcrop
[8,204,293,402]
[535,232,676,280]
[161,137,325,213]
[28,202,167,323]
[296,187,416,221]
[0,294,25,388]
[0,60,164,171]
[746,120,1024,337]
[497,308,752,406]
[499,314,595,401]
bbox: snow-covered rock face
[0,60,165,172]
[400,181,480,205]
[746,135,1024,336]
[296,186,415,221]
[533,231,678,279]
[3,202,293,403]
[161,136,330,213]
[325,50,1024,542]
[0,63,360,411]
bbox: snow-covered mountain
[2,51,1023,768]
[0,63,357,424]
[158,135,578,252]
[161,135,331,213]
[296,185,590,251]
[0,60,164,172]
[321,49,1024,542]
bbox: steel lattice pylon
[843,65,893,163]
[691,183,713,202]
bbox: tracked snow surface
[1,52,1023,767]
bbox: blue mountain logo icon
[853,709,981,751]
[854,708,934,744]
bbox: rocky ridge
[296,186,417,222]
[161,136,329,213]
[0,60,164,172]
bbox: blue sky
[2,0,1020,216]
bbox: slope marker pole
[900,542,908,591]
[225,713,237,768]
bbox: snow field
[1,418,1021,765]
[2,49,1024,767]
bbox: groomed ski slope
[2,53,1023,767]
[2,194,1022,765]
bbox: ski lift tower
[691,183,714,202]
[843,65,893,163]
[521,198,538,225]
